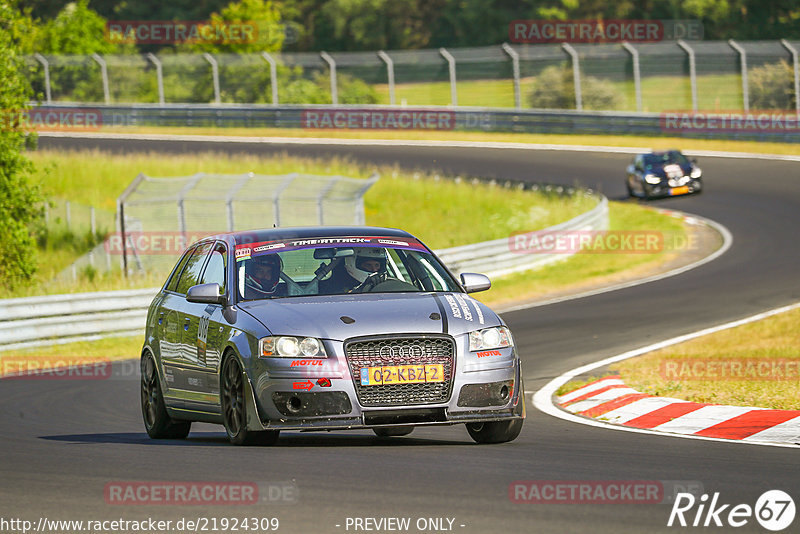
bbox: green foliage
[35,0,118,55]
[182,0,284,54]
[528,64,623,111]
[0,0,44,289]
[749,60,796,111]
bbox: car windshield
[643,151,689,168]
[235,236,461,300]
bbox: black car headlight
[468,326,513,351]
[259,336,327,358]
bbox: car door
[164,241,214,405]
[157,244,197,407]
[183,241,229,412]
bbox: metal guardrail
[437,196,608,278]
[31,103,800,142]
[0,194,607,350]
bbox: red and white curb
[533,301,800,449]
[558,375,800,445]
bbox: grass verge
[0,335,143,377]
[474,202,689,307]
[612,307,800,410]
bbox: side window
[165,245,196,293]
[200,243,227,293]
[175,242,214,295]
[634,157,643,171]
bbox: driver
[321,247,387,294]
[244,254,286,298]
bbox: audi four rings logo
[379,344,423,360]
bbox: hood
[237,292,500,340]
[650,162,692,178]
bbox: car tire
[373,426,414,438]
[466,418,523,444]
[221,355,280,446]
[626,181,634,198]
[141,353,191,439]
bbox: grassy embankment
[1,148,691,369]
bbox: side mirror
[460,272,491,294]
[187,283,226,305]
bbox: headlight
[468,326,513,351]
[259,336,327,358]
[690,167,702,179]
[644,174,661,184]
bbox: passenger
[243,254,287,298]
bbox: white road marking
[532,300,800,449]
[497,212,733,314]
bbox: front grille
[345,335,455,407]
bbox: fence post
[439,48,458,107]
[317,177,339,225]
[781,39,800,120]
[90,206,96,235]
[261,52,279,105]
[501,43,521,110]
[91,53,110,104]
[65,201,71,230]
[177,173,204,241]
[561,43,582,111]
[117,173,146,277]
[621,42,642,112]
[354,173,380,224]
[227,172,253,231]
[728,39,749,112]
[377,51,396,106]
[202,53,221,104]
[273,173,297,227]
[33,53,51,103]
[677,40,698,112]
[146,53,165,106]
[320,51,338,105]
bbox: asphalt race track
[2,135,799,533]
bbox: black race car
[625,150,703,200]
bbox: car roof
[646,149,682,156]
[222,226,416,246]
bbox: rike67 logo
[668,490,795,531]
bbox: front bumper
[244,346,525,432]
[645,178,702,198]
